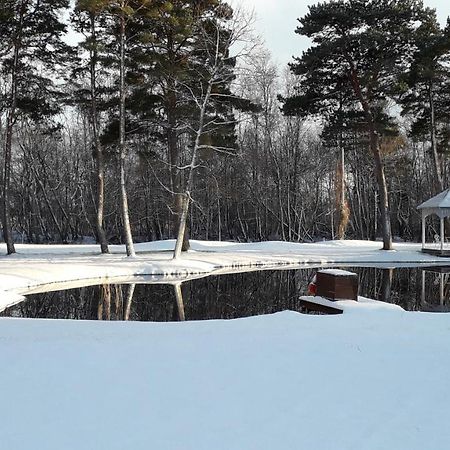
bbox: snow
[1,239,450,449]
[1,309,450,450]
[318,268,357,276]
[300,295,405,314]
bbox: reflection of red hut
[307,275,317,295]
[418,189,450,257]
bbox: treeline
[0,0,449,256]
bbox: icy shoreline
[1,239,449,310]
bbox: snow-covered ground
[2,305,450,450]
[1,239,449,310]
[2,239,450,449]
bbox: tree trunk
[2,111,16,255]
[173,71,214,259]
[1,2,25,255]
[167,85,190,251]
[336,145,349,240]
[428,83,444,193]
[349,68,392,250]
[173,192,190,258]
[371,130,392,249]
[90,13,109,254]
[118,7,135,257]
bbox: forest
[1,0,449,256]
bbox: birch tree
[173,4,253,258]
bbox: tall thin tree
[0,0,71,254]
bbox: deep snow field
[1,240,450,449]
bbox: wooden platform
[421,248,450,257]
[300,296,404,315]
[300,296,344,315]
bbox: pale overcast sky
[239,0,450,67]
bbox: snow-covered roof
[318,269,357,277]
[417,189,450,210]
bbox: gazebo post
[440,216,445,252]
[422,213,426,250]
[421,269,426,305]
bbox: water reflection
[2,266,450,321]
[420,267,450,312]
[124,284,136,321]
[173,283,186,321]
[380,269,393,304]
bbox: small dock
[300,296,344,314]
[300,295,404,314]
[301,268,404,315]
[421,246,450,257]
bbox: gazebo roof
[417,189,450,210]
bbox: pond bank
[1,239,449,310]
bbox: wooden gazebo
[417,189,450,256]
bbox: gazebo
[417,189,450,256]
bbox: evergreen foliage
[1,0,450,253]
[0,0,72,254]
[282,0,436,250]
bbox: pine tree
[0,0,72,254]
[282,0,434,250]
[398,14,450,194]
[126,1,236,251]
[72,0,112,254]
[91,0,161,257]
[126,1,255,253]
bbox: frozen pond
[2,266,450,321]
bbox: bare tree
[173,8,254,258]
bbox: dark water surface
[2,267,450,321]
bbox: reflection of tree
[380,269,394,304]
[0,269,321,320]
[2,267,442,320]
[124,284,136,321]
[98,284,110,320]
[182,269,309,320]
[97,284,136,321]
[173,283,186,321]
[356,267,419,310]
[0,286,99,319]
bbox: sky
[239,0,450,67]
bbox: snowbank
[1,310,450,450]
